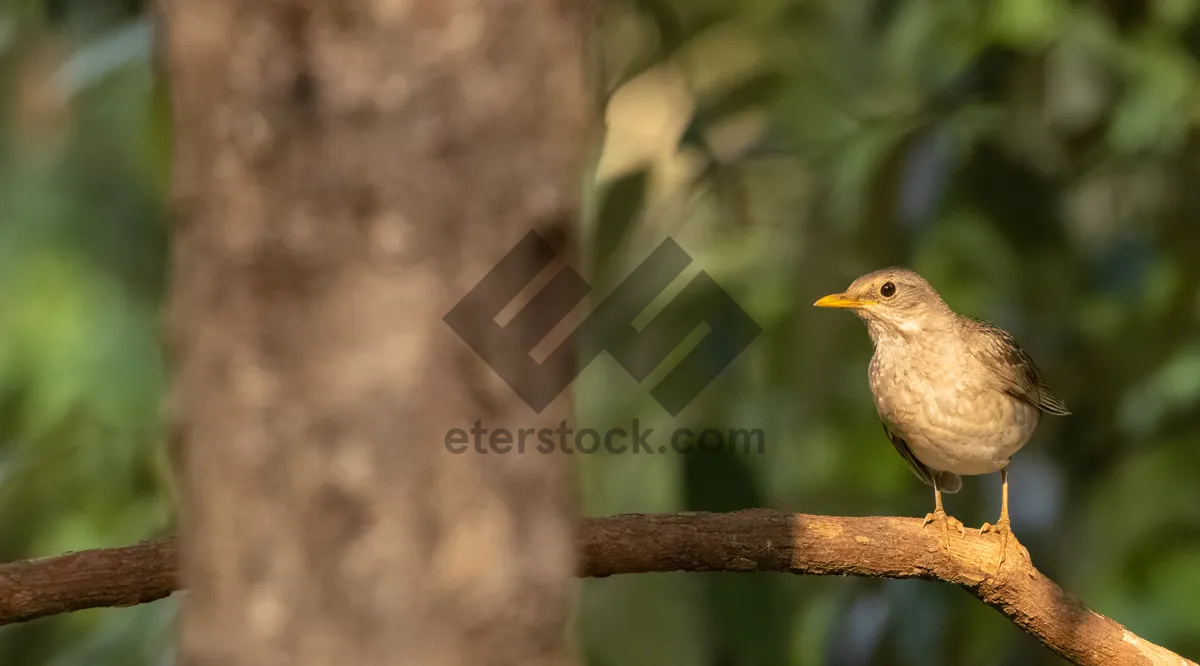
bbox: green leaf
[988,0,1066,51]
[691,70,786,129]
[629,0,729,54]
[591,169,648,284]
[1107,39,1196,154]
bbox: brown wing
[880,421,960,493]
[963,317,1070,416]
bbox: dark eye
[880,281,896,298]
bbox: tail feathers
[934,471,962,494]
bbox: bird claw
[979,516,1012,574]
[922,509,965,552]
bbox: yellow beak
[813,293,870,309]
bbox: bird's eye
[880,281,896,298]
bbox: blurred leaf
[47,599,177,666]
[881,0,983,93]
[56,19,150,100]
[988,0,1066,51]
[1107,38,1196,153]
[629,0,730,52]
[591,168,648,284]
[1118,342,1200,436]
[1151,0,1199,29]
[829,115,920,230]
[614,1,730,89]
[689,69,785,130]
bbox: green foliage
[0,2,171,664]
[592,168,649,285]
[4,0,1200,664]
[580,0,1200,663]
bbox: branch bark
[0,511,1190,666]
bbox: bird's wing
[962,317,1070,416]
[880,421,934,487]
[880,421,962,493]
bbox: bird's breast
[868,347,1039,476]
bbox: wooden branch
[0,512,1190,666]
[0,535,177,624]
[582,511,1195,666]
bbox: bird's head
[813,267,954,340]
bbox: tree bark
[159,2,590,665]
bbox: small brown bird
[814,268,1068,569]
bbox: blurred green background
[1,0,1198,664]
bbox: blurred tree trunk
[158,2,590,665]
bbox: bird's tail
[935,471,962,494]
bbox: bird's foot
[979,516,1012,574]
[922,509,965,552]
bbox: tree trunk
[158,2,590,665]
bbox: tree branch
[0,511,1190,666]
[0,535,177,624]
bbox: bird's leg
[921,482,965,551]
[980,465,1012,572]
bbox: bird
[813,267,1068,570]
